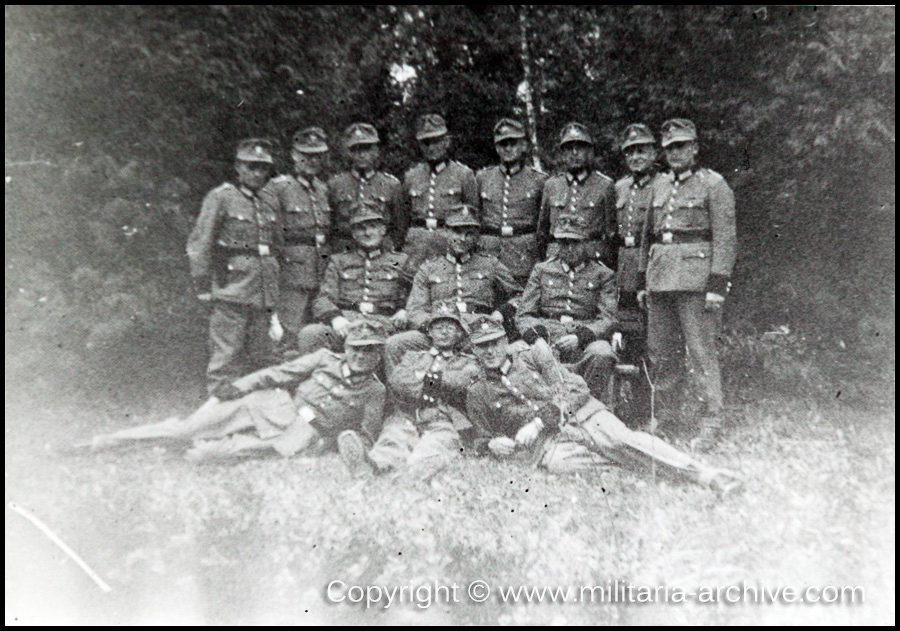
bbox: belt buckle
[359,301,374,314]
[501,225,514,237]
[456,301,468,313]
[298,405,317,423]
[315,233,326,246]
[560,315,574,325]
[258,244,271,256]
[661,232,673,244]
[425,217,438,230]
[624,235,636,247]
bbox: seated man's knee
[585,339,616,365]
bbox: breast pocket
[677,195,709,229]
[219,209,259,248]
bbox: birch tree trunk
[519,5,542,170]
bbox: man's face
[428,319,465,350]
[344,345,382,374]
[663,140,698,173]
[351,220,386,250]
[292,149,325,178]
[623,143,657,175]
[558,238,586,266]
[560,142,592,172]
[495,137,527,165]
[348,143,379,172]
[235,161,271,191]
[448,226,478,257]
[472,336,509,371]
[419,135,450,163]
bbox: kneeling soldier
[294,203,413,355]
[87,321,387,461]
[517,215,619,402]
[385,204,522,372]
[338,304,481,478]
[465,316,741,495]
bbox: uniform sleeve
[461,167,480,216]
[396,175,413,250]
[359,381,386,444]
[527,339,592,411]
[311,258,342,321]
[536,181,553,259]
[602,179,617,242]
[386,177,405,251]
[258,180,284,251]
[405,265,433,330]
[186,190,224,283]
[492,260,525,303]
[583,266,618,338]
[517,270,566,339]
[707,174,737,295]
[231,348,329,394]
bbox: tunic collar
[566,169,590,184]
[446,252,472,265]
[237,184,257,199]
[354,169,376,181]
[501,162,523,177]
[430,160,448,174]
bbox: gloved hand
[521,325,549,345]
[212,382,243,402]
[515,418,544,446]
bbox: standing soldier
[295,203,412,355]
[476,118,548,285]
[517,216,618,402]
[259,127,331,341]
[187,138,282,394]
[400,113,479,268]
[538,122,616,267]
[639,119,737,452]
[338,304,481,479]
[327,122,403,253]
[385,204,522,371]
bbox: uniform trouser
[92,389,330,458]
[279,287,315,339]
[208,301,277,394]
[571,340,617,404]
[368,412,461,475]
[479,232,538,284]
[646,291,724,414]
[539,399,716,484]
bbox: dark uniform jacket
[539,170,616,261]
[476,163,547,278]
[467,339,592,450]
[614,172,657,292]
[187,182,279,308]
[405,253,523,330]
[390,346,481,428]
[400,160,479,241]
[641,168,737,296]
[327,169,403,249]
[259,173,331,290]
[518,257,617,343]
[230,348,385,442]
[312,248,413,322]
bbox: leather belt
[655,231,711,244]
[221,245,274,256]
[481,226,536,237]
[411,218,445,229]
[336,301,396,316]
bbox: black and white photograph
[6,5,894,625]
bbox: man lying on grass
[465,314,742,496]
[87,321,387,461]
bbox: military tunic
[187,182,280,392]
[400,160,479,267]
[327,169,403,252]
[90,349,385,459]
[368,347,481,474]
[258,173,331,335]
[517,257,618,401]
[539,170,616,265]
[476,163,547,281]
[295,249,413,355]
[614,173,657,293]
[466,339,721,480]
[641,168,737,416]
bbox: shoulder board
[379,171,400,184]
[526,165,548,176]
[270,174,294,185]
[700,168,725,183]
[593,170,614,183]
[547,172,567,183]
[212,182,235,194]
[615,175,634,189]
[451,159,473,172]
[404,163,424,179]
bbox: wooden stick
[9,502,112,593]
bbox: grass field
[5,372,894,625]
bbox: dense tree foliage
[5,6,894,397]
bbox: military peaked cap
[660,118,698,147]
[493,118,527,142]
[416,113,448,141]
[553,214,589,240]
[344,319,387,346]
[621,123,656,150]
[444,204,480,229]
[236,138,275,164]
[348,201,386,226]
[558,122,594,147]
[468,314,507,345]
[293,127,329,153]
[343,122,379,148]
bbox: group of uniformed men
[91,114,739,495]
